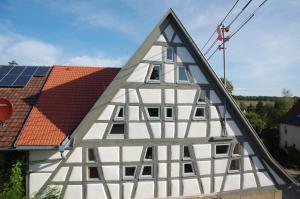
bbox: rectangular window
[193,107,205,119]
[109,123,125,134]
[233,143,241,156]
[197,91,206,104]
[183,163,194,174]
[141,165,153,177]
[164,107,174,120]
[148,64,160,82]
[178,66,189,82]
[88,167,99,179]
[183,146,191,159]
[124,166,136,178]
[215,144,230,157]
[146,107,160,120]
[145,147,153,160]
[166,47,174,62]
[229,159,240,172]
[115,106,124,121]
[87,148,96,162]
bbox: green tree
[245,112,266,134]
[220,77,233,94]
[255,101,265,116]
[239,101,247,111]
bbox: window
[193,107,205,119]
[178,66,189,82]
[145,147,153,160]
[166,47,173,62]
[87,148,96,162]
[124,166,136,178]
[183,163,194,174]
[148,64,160,82]
[88,167,99,179]
[115,106,124,120]
[197,91,206,104]
[233,143,241,156]
[229,159,240,172]
[215,144,230,157]
[183,146,191,159]
[109,123,125,134]
[164,107,174,120]
[141,165,152,177]
[146,107,160,119]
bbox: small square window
[165,107,174,120]
[183,163,194,174]
[166,47,173,62]
[146,107,160,119]
[88,167,99,179]
[229,159,240,172]
[215,144,230,157]
[193,107,205,119]
[178,66,189,82]
[87,148,96,162]
[141,165,152,177]
[115,106,124,120]
[124,166,136,178]
[109,123,125,134]
[183,146,191,159]
[148,65,160,82]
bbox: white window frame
[177,65,190,83]
[214,144,230,158]
[183,162,195,176]
[193,106,206,120]
[165,47,174,63]
[228,158,241,173]
[164,107,174,121]
[146,107,160,120]
[87,166,100,180]
[146,64,161,83]
[123,166,137,179]
[144,146,153,161]
[107,122,125,139]
[140,165,153,178]
[114,106,124,121]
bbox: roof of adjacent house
[281,101,300,127]
[0,67,49,148]
[16,66,120,146]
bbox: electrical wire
[227,0,253,28]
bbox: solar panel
[0,74,5,81]
[33,67,50,76]
[0,75,19,86]
[12,75,32,87]
[8,66,25,75]
[22,66,37,76]
[0,66,12,75]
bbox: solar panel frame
[33,67,50,77]
[0,66,13,75]
[0,74,20,86]
[12,75,32,87]
[8,66,25,75]
[22,66,38,76]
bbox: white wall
[280,124,300,151]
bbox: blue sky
[0,0,299,96]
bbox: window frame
[146,64,161,83]
[197,91,206,104]
[232,143,241,157]
[144,146,154,161]
[193,106,206,120]
[123,166,137,179]
[87,148,96,162]
[183,146,191,160]
[183,162,195,176]
[107,122,125,139]
[164,107,174,121]
[214,144,230,158]
[165,47,174,63]
[140,165,153,178]
[114,106,125,121]
[87,166,100,180]
[228,158,241,173]
[177,65,190,83]
[146,107,161,120]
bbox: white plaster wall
[210,121,222,137]
[157,34,167,42]
[150,122,161,138]
[226,120,242,136]
[98,147,120,162]
[202,177,211,194]
[158,181,167,198]
[102,166,119,181]
[29,173,51,197]
[223,174,240,191]
[177,47,195,63]
[177,89,196,104]
[197,161,211,175]
[122,146,143,162]
[214,176,223,193]
[128,122,150,139]
[178,106,192,120]
[188,65,208,84]
[165,122,175,138]
[171,163,180,177]
[87,184,107,199]
[164,63,175,83]
[244,157,253,171]
[108,184,119,199]
[129,106,139,121]
[135,181,154,199]
[123,183,133,199]
[173,34,182,43]
[257,172,274,186]
[157,146,167,161]
[64,185,82,199]
[171,180,180,197]
[210,106,220,119]
[183,178,200,196]
[177,122,188,138]
[171,145,180,160]
[67,147,82,163]
[210,90,221,104]
[194,144,211,159]
[243,173,257,189]
[139,89,161,104]
[164,24,174,42]
[52,167,69,182]
[214,159,228,174]
[188,122,207,137]
[280,124,300,151]
[158,163,167,178]
[128,89,139,103]
[143,45,162,61]
[111,89,125,103]
[252,156,264,170]
[29,150,67,161]
[29,162,60,172]
[83,123,107,140]
[165,89,175,104]
[244,142,254,155]
[127,63,149,82]
[69,166,82,181]
[98,105,115,120]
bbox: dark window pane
[142,166,152,176]
[184,164,193,173]
[22,66,37,76]
[149,65,160,81]
[88,167,99,179]
[88,148,96,161]
[229,159,240,171]
[145,147,153,160]
[125,167,136,176]
[147,108,159,117]
[0,66,12,75]
[216,145,229,154]
[117,107,124,118]
[166,108,173,118]
[184,146,190,158]
[8,66,25,75]
[195,108,205,117]
[110,124,125,134]
[34,67,50,76]
[178,67,188,81]
[0,75,19,86]
[12,75,31,87]
[166,47,173,61]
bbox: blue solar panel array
[0,65,50,87]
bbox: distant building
[280,101,300,151]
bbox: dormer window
[147,64,160,83]
[178,66,189,82]
[166,47,174,62]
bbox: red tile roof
[16,66,120,146]
[0,75,48,148]
[282,101,300,127]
